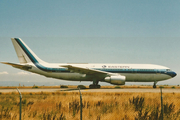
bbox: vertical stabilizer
[11,38,45,64]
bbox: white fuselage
[27,63,173,82]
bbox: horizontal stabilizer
[1,62,32,70]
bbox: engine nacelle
[104,75,126,85]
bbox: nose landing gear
[153,81,157,88]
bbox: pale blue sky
[0,0,179,86]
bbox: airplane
[1,38,177,88]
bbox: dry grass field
[0,88,180,120]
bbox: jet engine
[104,75,126,85]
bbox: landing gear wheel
[89,84,101,89]
[153,82,157,88]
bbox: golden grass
[0,91,180,120]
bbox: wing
[1,62,32,70]
[61,65,112,76]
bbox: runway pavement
[0,88,179,93]
[73,88,180,93]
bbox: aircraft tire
[89,84,101,89]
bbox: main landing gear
[89,79,101,89]
[153,81,157,88]
[89,84,101,89]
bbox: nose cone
[172,72,177,77]
[167,71,177,77]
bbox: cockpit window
[166,69,171,72]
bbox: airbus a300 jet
[1,38,177,88]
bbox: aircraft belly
[28,67,90,81]
[57,73,87,81]
[122,73,171,82]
